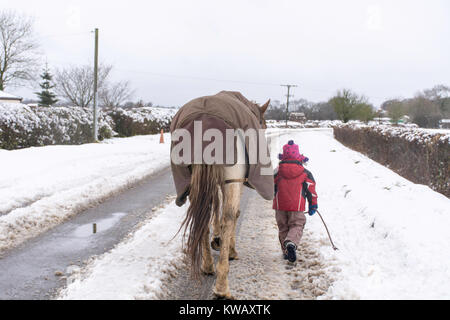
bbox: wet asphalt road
[0,166,175,300]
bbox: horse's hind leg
[201,224,215,275]
[214,183,241,299]
[211,189,222,251]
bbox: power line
[114,68,282,87]
[37,51,390,102]
[37,55,391,103]
[31,32,405,103]
[114,68,389,102]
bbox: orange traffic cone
[160,129,165,144]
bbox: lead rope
[316,210,339,251]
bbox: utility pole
[281,84,298,127]
[93,28,99,142]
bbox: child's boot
[285,241,297,263]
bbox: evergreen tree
[35,63,58,107]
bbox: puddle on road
[72,213,126,238]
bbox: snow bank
[57,199,185,300]
[0,134,171,254]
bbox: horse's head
[258,100,271,129]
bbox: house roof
[0,90,22,101]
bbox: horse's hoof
[213,292,235,300]
[201,265,215,276]
[211,237,221,251]
[228,253,239,261]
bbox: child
[273,140,318,263]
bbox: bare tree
[99,80,134,109]
[423,84,450,117]
[407,95,442,128]
[55,64,112,108]
[423,84,450,101]
[310,102,338,120]
[0,10,40,90]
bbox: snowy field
[56,128,450,300]
[0,133,171,254]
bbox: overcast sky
[4,0,450,108]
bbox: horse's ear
[260,100,270,114]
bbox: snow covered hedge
[0,103,114,150]
[334,124,450,197]
[106,107,176,137]
[0,103,177,150]
[266,120,342,128]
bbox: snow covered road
[0,167,175,299]
[55,129,450,300]
[0,134,171,254]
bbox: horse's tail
[181,164,223,277]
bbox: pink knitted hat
[278,140,309,163]
[281,140,301,161]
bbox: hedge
[0,103,177,150]
[333,124,450,197]
[105,107,175,137]
[0,103,114,150]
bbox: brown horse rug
[170,91,274,206]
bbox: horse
[170,91,273,299]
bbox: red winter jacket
[273,160,318,212]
